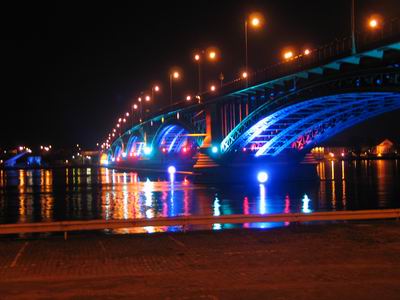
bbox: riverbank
[0,221,399,299]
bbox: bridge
[104,20,400,180]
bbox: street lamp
[193,48,219,94]
[169,70,180,105]
[283,50,294,60]
[151,85,160,103]
[368,18,378,29]
[244,12,264,84]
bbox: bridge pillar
[202,103,221,148]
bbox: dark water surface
[0,160,399,233]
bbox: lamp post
[351,0,356,54]
[244,13,263,86]
[193,49,218,94]
[151,85,160,104]
[169,71,180,105]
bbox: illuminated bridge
[105,21,400,180]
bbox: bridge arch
[110,138,125,161]
[151,120,203,154]
[221,91,400,156]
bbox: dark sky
[2,0,400,149]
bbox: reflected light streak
[302,194,312,213]
[259,184,266,214]
[284,195,290,226]
[213,195,221,230]
[243,196,250,228]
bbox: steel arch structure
[225,92,400,157]
[221,66,400,155]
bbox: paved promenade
[0,221,399,299]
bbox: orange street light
[242,71,248,79]
[208,51,216,60]
[186,95,191,101]
[283,50,294,60]
[210,85,216,92]
[304,49,311,56]
[170,70,181,104]
[145,95,151,102]
[368,17,380,29]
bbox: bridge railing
[205,17,400,100]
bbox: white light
[257,171,268,183]
[168,166,176,174]
[211,146,218,153]
[144,146,152,155]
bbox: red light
[162,148,166,153]
[183,147,187,153]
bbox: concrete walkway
[0,221,399,299]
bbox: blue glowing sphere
[257,171,268,183]
[168,166,176,174]
[211,146,218,153]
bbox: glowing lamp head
[118,118,122,122]
[173,71,180,79]
[186,95,191,101]
[123,118,126,123]
[251,17,260,27]
[369,18,378,29]
[133,104,138,110]
[208,51,216,60]
[242,72,248,79]
[125,112,129,117]
[304,49,311,55]
[284,51,293,60]
[194,54,200,61]
[116,124,120,128]
[211,146,218,154]
[168,166,176,174]
[257,171,268,183]
[145,95,151,101]
[210,85,216,92]
[154,85,160,92]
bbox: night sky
[2,0,400,149]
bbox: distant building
[375,139,395,156]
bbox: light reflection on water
[0,159,399,233]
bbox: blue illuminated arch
[152,123,200,153]
[221,92,400,156]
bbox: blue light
[168,166,176,174]
[211,146,218,153]
[302,194,312,213]
[121,152,127,158]
[257,171,268,183]
[143,146,152,155]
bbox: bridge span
[104,23,400,181]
